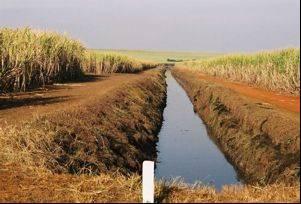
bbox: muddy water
[155,70,239,189]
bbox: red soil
[0,73,143,127]
[196,73,300,114]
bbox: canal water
[155,70,239,189]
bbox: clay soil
[0,73,145,127]
[192,70,300,114]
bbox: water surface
[155,70,239,189]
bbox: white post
[142,161,154,203]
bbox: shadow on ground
[0,96,72,110]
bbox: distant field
[90,49,219,63]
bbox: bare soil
[0,73,144,127]
[192,71,300,114]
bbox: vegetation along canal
[155,70,239,189]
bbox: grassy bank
[172,67,300,185]
[0,68,166,175]
[0,28,85,93]
[181,48,300,95]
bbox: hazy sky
[0,0,300,52]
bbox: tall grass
[0,28,85,93]
[0,28,156,93]
[84,51,158,74]
[182,48,300,95]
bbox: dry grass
[0,164,299,202]
[0,27,85,92]
[0,164,142,202]
[182,48,300,95]
[158,180,300,203]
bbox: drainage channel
[155,70,240,189]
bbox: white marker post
[142,161,154,203]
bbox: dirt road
[195,72,300,114]
[0,73,144,127]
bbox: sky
[0,0,300,52]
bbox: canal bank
[171,67,300,185]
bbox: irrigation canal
[155,70,240,189]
